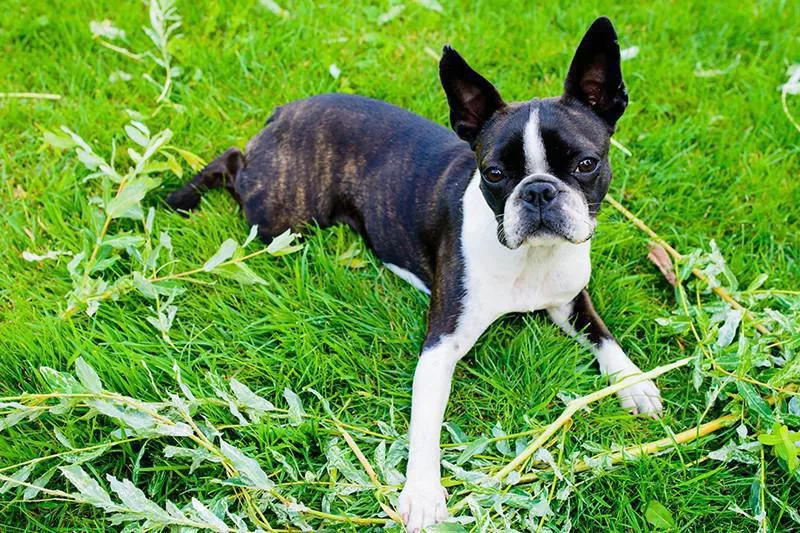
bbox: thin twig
[0,437,144,474]
[96,39,143,61]
[0,92,61,100]
[610,137,632,157]
[519,412,738,483]
[149,248,272,283]
[604,194,772,337]
[781,86,800,134]
[336,423,403,522]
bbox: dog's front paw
[617,378,662,417]
[398,480,448,532]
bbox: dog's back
[168,93,475,285]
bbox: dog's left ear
[563,17,628,130]
[440,45,506,147]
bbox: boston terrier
[167,17,662,531]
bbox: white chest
[460,174,591,319]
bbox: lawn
[1,0,799,531]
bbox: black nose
[521,181,558,207]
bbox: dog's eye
[484,168,504,183]
[575,158,598,174]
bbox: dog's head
[440,17,628,248]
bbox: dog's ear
[562,17,628,129]
[440,46,505,147]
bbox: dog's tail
[166,147,244,211]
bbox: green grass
[2,0,800,530]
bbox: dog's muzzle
[501,175,595,248]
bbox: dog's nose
[521,181,558,207]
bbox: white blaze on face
[501,104,595,248]
[523,107,548,175]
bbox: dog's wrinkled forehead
[476,99,611,177]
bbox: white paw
[617,378,662,417]
[398,480,448,532]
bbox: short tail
[166,147,244,212]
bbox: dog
[167,16,662,531]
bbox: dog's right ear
[440,46,505,147]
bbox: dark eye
[575,158,598,174]
[484,168,504,183]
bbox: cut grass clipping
[3,0,800,531]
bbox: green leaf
[75,357,103,392]
[42,129,76,150]
[337,241,367,268]
[456,436,490,465]
[210,262,267,285]
[139,129,172,163]
[715,308,743,349]
[749,476,763,517]
[103,234,145,249]
[417,0,444,13]
[645,500,676,529]
[106,475,163,515]
[164,152,183,178]
[243,225,259,247]
[443,422,468,444]
[202,239,238,271]
[386,438,408,470]
[131,273,184,299]
[492,422,512,456]
[737,382,775,424]
[220,440,274,490]
[271,449,299,481]
[424,523,468,532]
[106,177,161,219]
[325,441,370,485]
[190,498,229,530]
[283,387,306,426]
[174,148,206,171]
[23,468,56,500]
[89,256,119,274]
[0,463,36,494]
[759,423,800,472]
[267,229,303,256]
[40,366,86,394]
[124,123,150,148]
[230,378,274,422]
[86,400,155,431]
[164,445,220,474]
[746,273,769,292]
[59,465,114,510]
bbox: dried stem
[519,412,738,483]
[0,92,62,100]
[336,423,403,522]
[97,39,143,61]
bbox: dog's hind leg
[166,147,244,212]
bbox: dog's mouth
[499,202,596,249]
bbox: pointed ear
[563,17,628,129]
[440,46,505,146]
